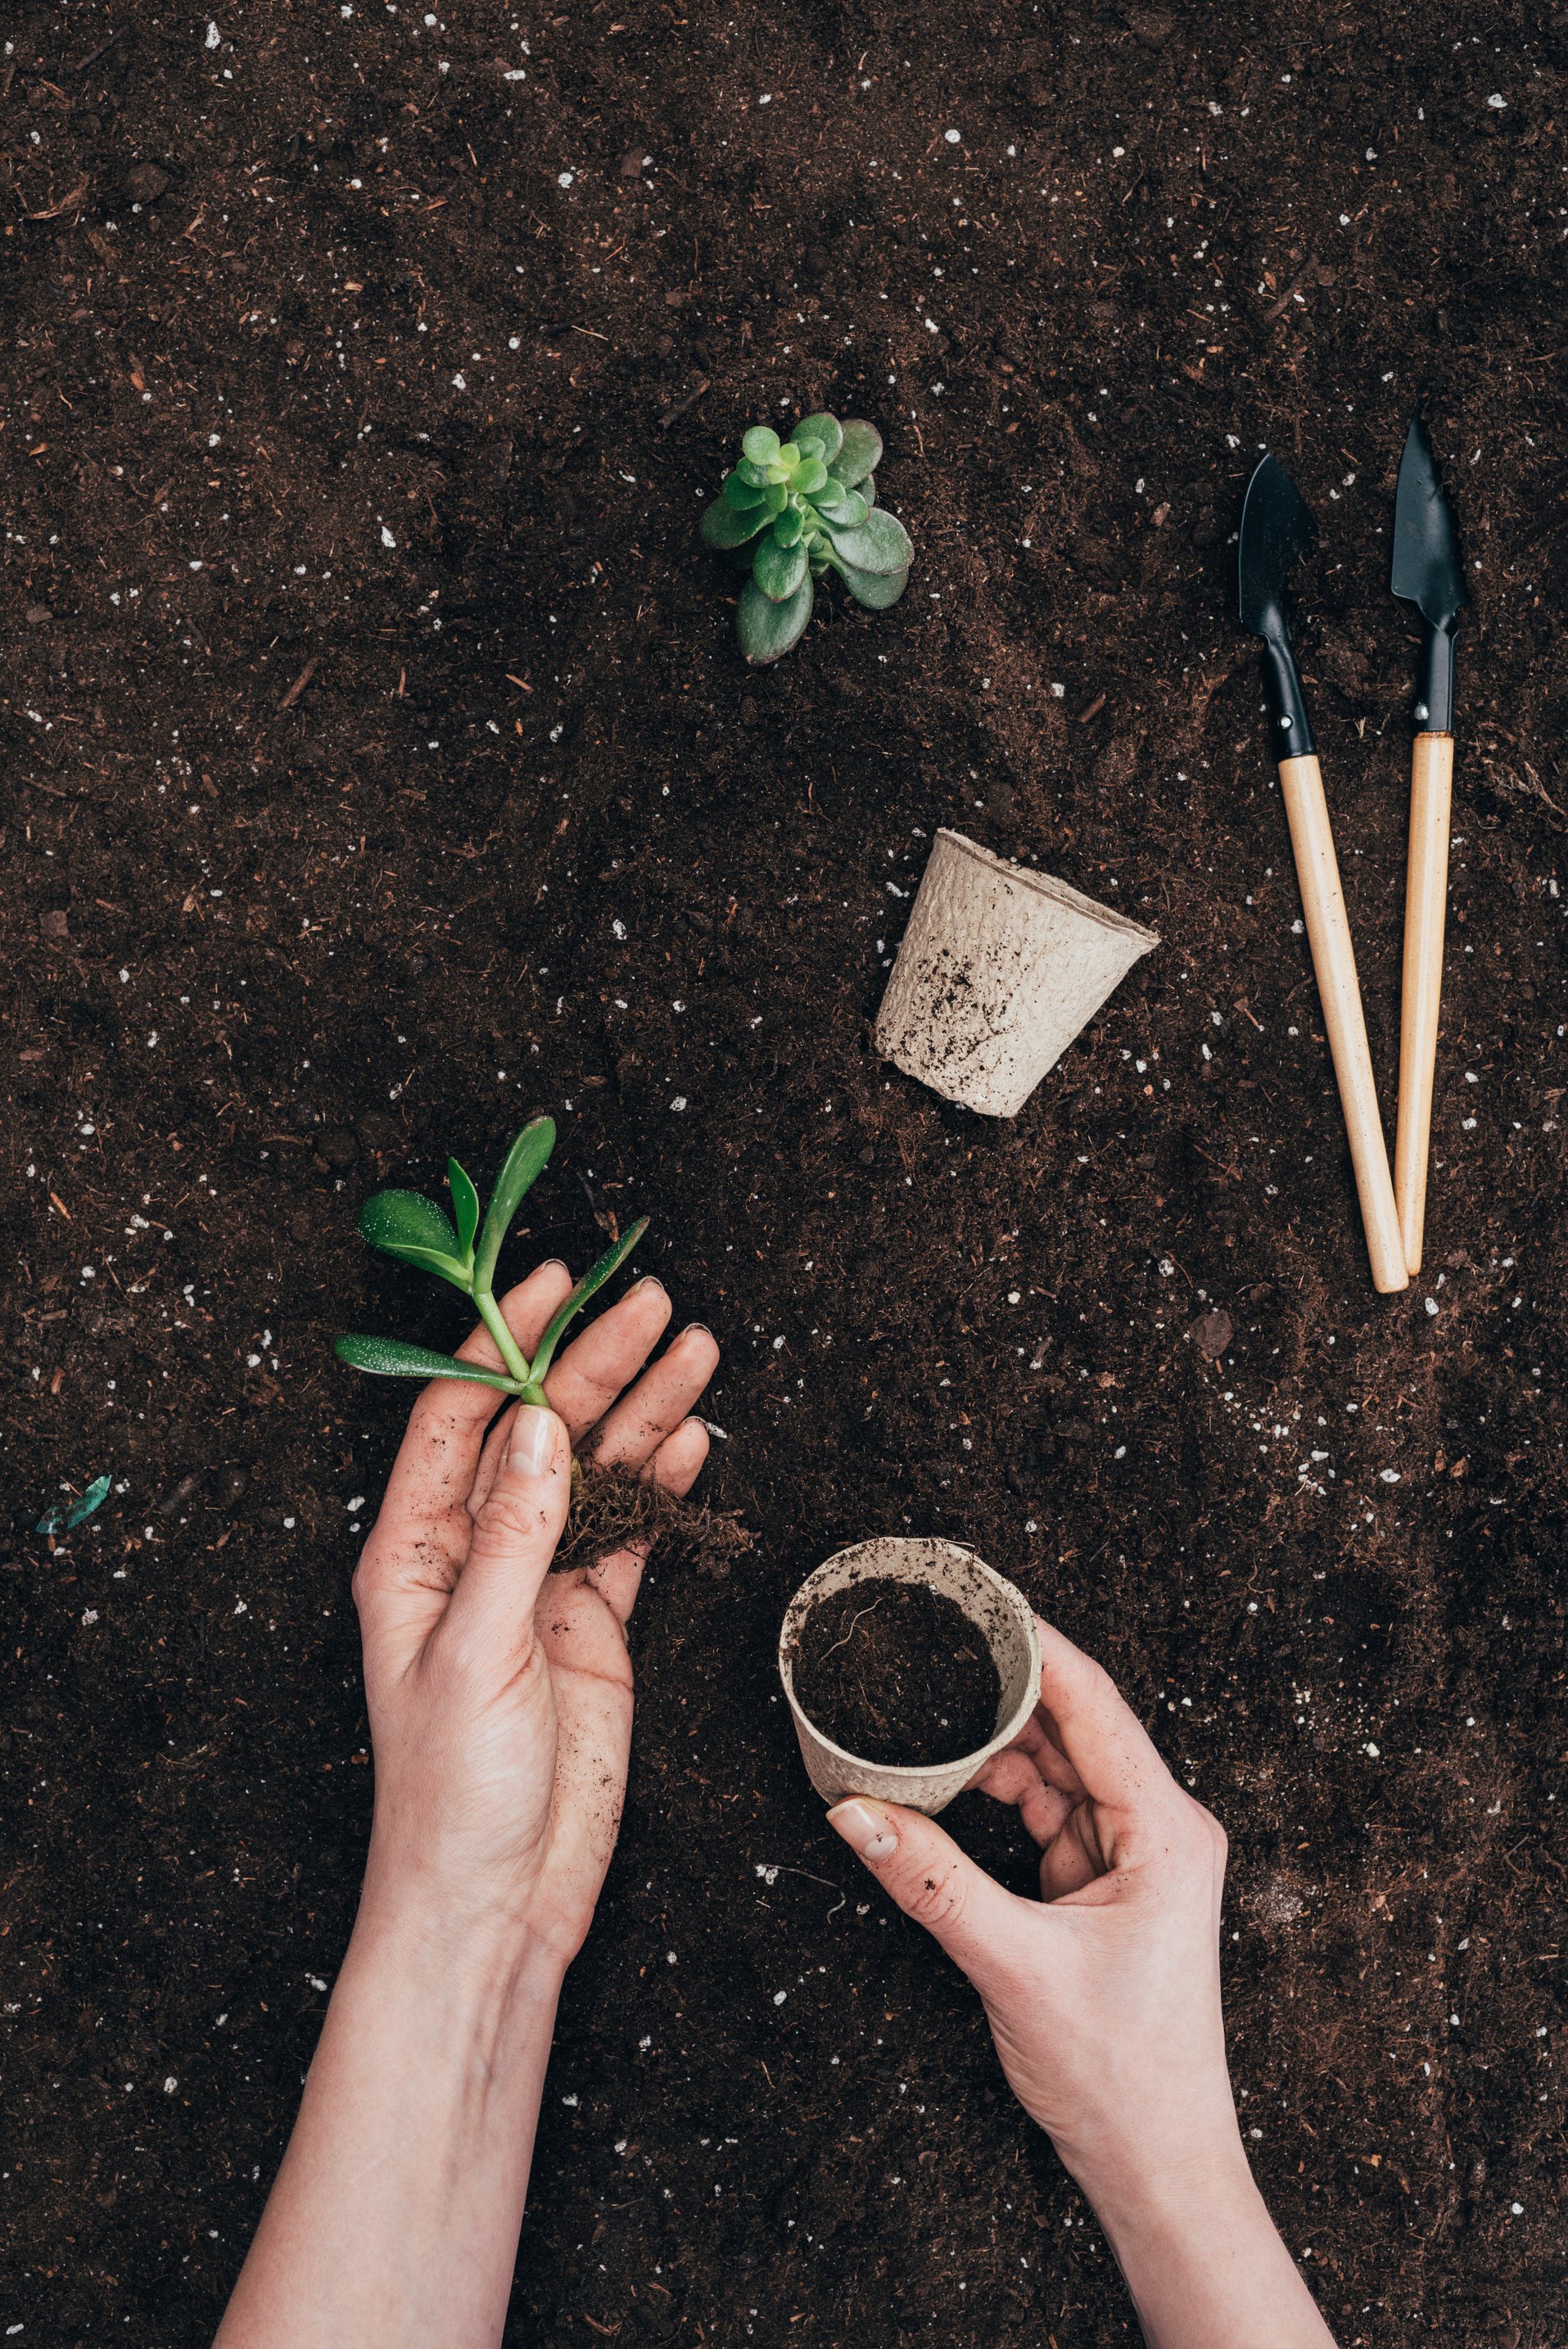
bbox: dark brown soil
[791,1578,1003,1766]
[2,3,1566,2344]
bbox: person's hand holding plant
[219,1258,719,2349]
[352,1258,718,1965]
[827,1623,1338,2349]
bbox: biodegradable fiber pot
[779,1536,1043,1815]
[875,829,1159,1118]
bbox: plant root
[551,1461,752,1581]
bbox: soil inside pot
[790,1577,1002,1766]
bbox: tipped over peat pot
[779,1537,1043,1816]
[875,829,1159,1118]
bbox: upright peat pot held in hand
[779,1537,1042,1817]
[700,413,913,662]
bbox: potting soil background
[2,3,1565,2342]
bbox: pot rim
[778,1537,1042,1785]
[929,827,1160,946]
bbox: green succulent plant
[334,1117,647,1406]
[700,413,913,663]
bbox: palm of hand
[353,1259,719,1958]
[956,1697,1231,2171]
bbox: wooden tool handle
[1393,732,1454,1276]
[1277,753,1409,1294]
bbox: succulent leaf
[473,1116,556,1287]
[830,556,911,610]
[358,1189,471,1288]
[742,425,781,464]
[773,504,805,548]
[738,573,814,663]
[793,456,829,495]
[448,1159,481,1258]
[752,535,809,602]
[723,469,769,510]
[528,1218,651,1383]
[335,1334,523,1394]
[702,495,770,550]
[820,505,912,576]
[829,418,883,487]
[838,488,870,528]
[792,412,844,463]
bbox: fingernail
[506,1405,556,1477]
[682,1321,716,1343]
[635,1275,669,1299]
[827,1800,899,1862]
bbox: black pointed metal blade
[1391,414,1468,627]
[1238,454,1315,642]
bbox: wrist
[1079,2135,1335,2348]
[1073,2124,1259,2244]
[351,1850,572,2011]
[1042,2062,1249,2233]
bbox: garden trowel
[1238,455,1408,1294]
[1390,414,1467,1275]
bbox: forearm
[1082,2140,1338,2349]
[215,1885,567,2349]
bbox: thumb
[446,1403,571,1649]
[828,1796,1022,1984]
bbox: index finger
[1034,1616,1183,1834]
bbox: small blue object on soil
[36,1474,113,1536]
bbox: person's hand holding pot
[828,1621,1337,2349]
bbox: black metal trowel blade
[1392,415,1466,733]
[1238,454,1316,642]
[1238,454,1317,758]
[1391,414,1468,630]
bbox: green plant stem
[474,1289,533,1389]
